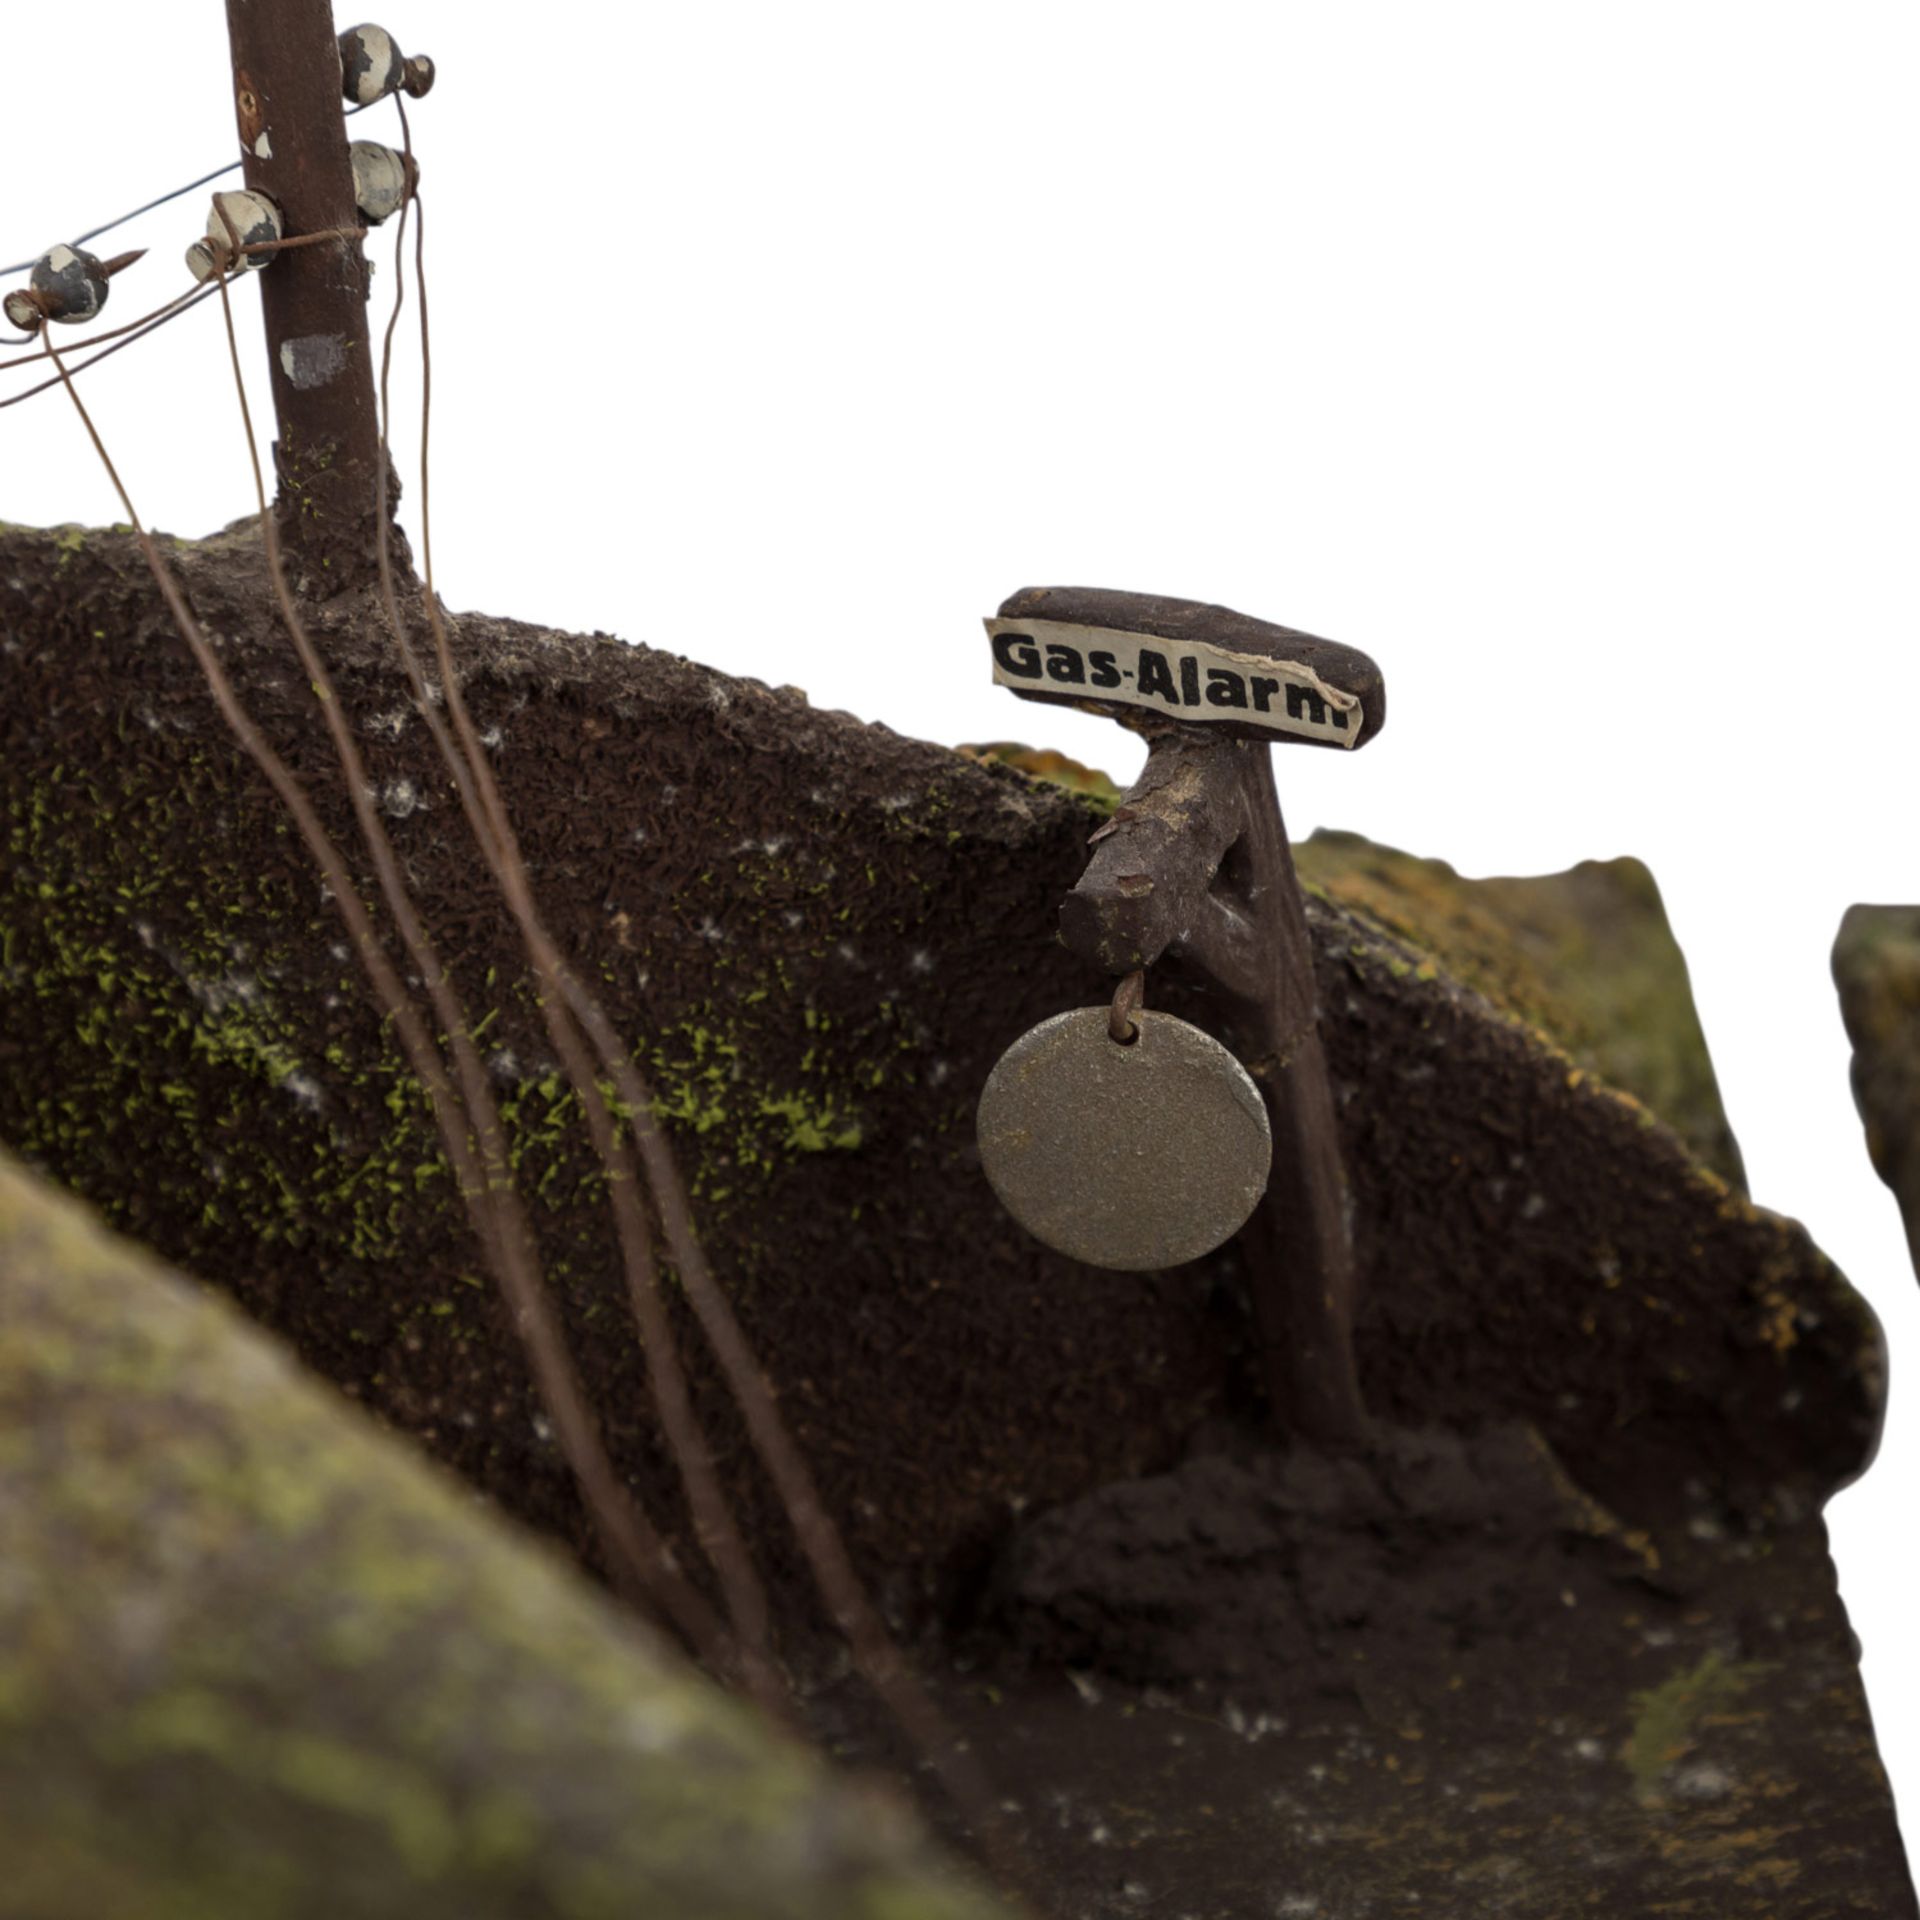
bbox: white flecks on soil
[379,778,424,819]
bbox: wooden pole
[1061,733,1371,1446]
[223,0,399,592]
[1226,747,1368,1444]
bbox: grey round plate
[976,1006,1272,1270]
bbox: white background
[8,2,1917,1830]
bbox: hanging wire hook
[1109,968,1147,1045]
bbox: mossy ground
[0,518,1885,1570]
[1834,904,1920,1277]
[0,1152,1010,1920]
[1296,830,1746,1188]
[0,521,1908,1915]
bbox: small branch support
[1061,730,1370,1446]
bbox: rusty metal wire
[354,122,792,1719]
[388,133,1014,1866]
[35,266,738,1673]
[193,210,748,1669]
[3,282,208,372]
[0,284,219,409]
[1,97,383,279]
[2,160,239,281]
[1,228,369,405]
[0,98,388,342]
[30,97,1021,1878]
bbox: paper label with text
[985,617,1363,747]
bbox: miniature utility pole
[981,587,1386,1446]
[223,0,393,591]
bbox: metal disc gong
[976,1006,1272,1270]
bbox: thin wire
[200,220,738,1665]
[2,229,366,405]
[38,215,735,1670]
[363,122,785,1718]
[3,283,212,375]
[29,102,1022,1884]
[403,169,1015,1871]
[0,97,382,279]
[0,284,219,409]
[1,160,236,279]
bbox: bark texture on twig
[1061,732,1366,1443]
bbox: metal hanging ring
[1108,968,1146,1046]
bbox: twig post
[223,0,397,590]
[986,586,1385,1446]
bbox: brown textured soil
[791,1422,1912,1916]
[986,1423,1664,1707]
[816,1502,1909,1917]
[1,519,1910,1915]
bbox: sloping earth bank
[2,520,1909,1913]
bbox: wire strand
[0,284,220,409]
[402,175,1015,1873]
[360,142,787,1720]
[2,229,367,405]
[39,233,735,1677]
[1,160,238,279]
[1,96,383,279]
[35,104,1021,1883]
[199,209,738,1665]
[3,282,212,374]
[363,118,786,1718]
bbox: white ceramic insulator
[207,190,284,272]
[349,142,411,226]
[343,25,402,105]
